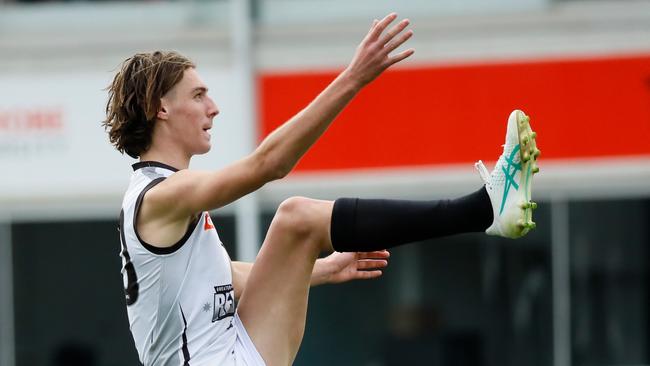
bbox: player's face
[161,68,219,156]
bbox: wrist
[313,257,334,286]
[339,68,365,94]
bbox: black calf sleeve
[330,186,493,252]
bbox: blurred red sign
[0,107,64,133]
[260,53,650,171]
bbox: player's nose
[207,96,219,118]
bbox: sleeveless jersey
[119,161,237,366]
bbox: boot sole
[514,110,540,236]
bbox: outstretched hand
[345,13,415,87]
[322,250,390,284]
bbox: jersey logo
[212,284,235,322]
[204,213,215,231]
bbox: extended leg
[236,188,493,365]
[331,186,493,252]
[236,109,540,365]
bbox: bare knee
[273,196,329,248]
[275,196,318,237]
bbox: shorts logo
[212,284,235,322]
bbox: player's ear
[157,99,169,120]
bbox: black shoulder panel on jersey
[119,209,139,306]
[133,177,200,255]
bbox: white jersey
[119,161,237,366]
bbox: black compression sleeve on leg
[330,186,493,252]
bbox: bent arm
[231,250,390,301]
[231,260,331,301]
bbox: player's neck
[140,144,191,170]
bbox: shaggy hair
[103,51,195,158]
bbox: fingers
[357,250,390,259]
[384,28,413,55]
[368,14,414,66]
[366,13,398,43]
[358,259,388,269]
[361,18,379,44]
[379,18,410,48]
[362,18,378,41]
[357,270,383,280]
[387,48,415,67]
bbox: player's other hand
[344,13,414,89]
[324,250,390,284]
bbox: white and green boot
[475,109,540,238]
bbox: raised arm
[138,14,414,248]
[148,14,414,216]
[251,14,414,181]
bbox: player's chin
[195,142,212,155]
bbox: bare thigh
[236,197,334,366]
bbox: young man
[104,13,539,366]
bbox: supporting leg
[236,197,334,366]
